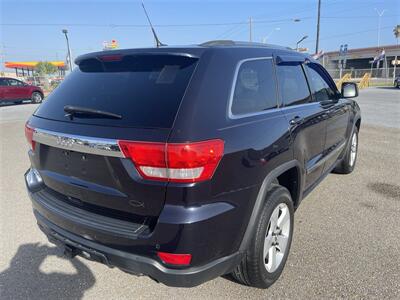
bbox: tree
[394,25,400,40]
[35,61,58,76]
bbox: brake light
[98,54,123,62]
[25,123,35,150]
[157,252,192,266]
[118,139,224,183]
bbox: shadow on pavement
[374,86,397,90]
[0,243,95,299]
[0,101,31,107]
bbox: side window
[231,59,277,116]
[276,64,311,106]
[305,64,336,101]
[7,79,23,86]
[0,79,9,86]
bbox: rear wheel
[333,127,358,174]
[31,92,43,103]
[231,184,294,288]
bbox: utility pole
[315,0,321,54]
[62,29,73,72]
[249,17,253,42]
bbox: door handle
[289,116,302,126]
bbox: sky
[0,0,399,69]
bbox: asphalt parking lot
[1,87,399,299]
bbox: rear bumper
[25,168,244,287]
[35,211,242,287]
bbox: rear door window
[231,58,278,116]
[7,79,23,86]
[276,64,311,106]
[34,54,198,128]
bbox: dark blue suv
[24,41,361,288]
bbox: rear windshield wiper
[64,105,122,120]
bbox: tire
[333,127,358,174]
[31,92,43,103]
[231,184,294,288]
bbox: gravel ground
[0,87,399,299]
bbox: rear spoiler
[75,51,199,66]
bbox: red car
[0,77,44,104]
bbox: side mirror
[341,82,358,98]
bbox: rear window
[231,58,277,116]
[34,54,198,128]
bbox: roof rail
[199,40,290,50]
[199,40,236,46]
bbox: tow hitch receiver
[63,244,78,259]
[39,223,111,266]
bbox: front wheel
[231,184,294,288]
[333,127,358,174]
[31,92,43,103]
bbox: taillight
[157,252,192,266]
[25,123,36,150]
[118,139,224,183]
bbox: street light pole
[62,29,73,72]
[296,35,308,51]
[375,8,386,47]
[315,0,321,54]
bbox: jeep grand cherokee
[24,41,361,288]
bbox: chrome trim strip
[227,57,275,120]
[306,141,346,174]
[33,128,124,158]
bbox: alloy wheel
[263,203,291,273]
[349,132,357,167]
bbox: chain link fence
[326,67,399,80]
[326,67,399,87]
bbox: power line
[251,0,345,22]
[302,25,394,44]
[1,13,397,29]
[0,20,276,28]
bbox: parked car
[394,75,400,88]
[24,41,361,288]
[0,77,44,104]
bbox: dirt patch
[359,202,376,209]
[368,182,400,200]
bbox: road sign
[103,40,119,50]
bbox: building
[3,61,66,77]
[323,44,400,78]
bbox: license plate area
[39,145,112,186]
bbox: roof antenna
[141,1,166,47]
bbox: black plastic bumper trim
[35,211,243,287]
